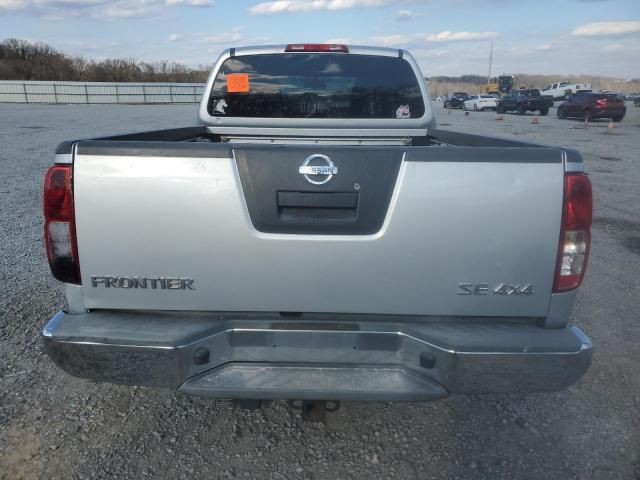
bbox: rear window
[591,94,620,101]
[520,89,541,97]
[207,53,425,119]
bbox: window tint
[208,53,425,119]
[591,94,618,100]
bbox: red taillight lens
[285,44,349,53]
[44,165,81,284]
[553,173,592,292]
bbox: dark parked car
[557,93,626,122]
[443,92,469,109]
[626,93,640,106]
[496,89,554,115]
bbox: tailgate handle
[276,191,359,224]
[277,191,358,209]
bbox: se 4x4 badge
[458,283,534,296]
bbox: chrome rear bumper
[43,310,592,401]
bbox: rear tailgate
[73,142,564,317]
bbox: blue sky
[1,0,639,77]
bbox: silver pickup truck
[43,44,593,403]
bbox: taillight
[44,165,81,284]
[553,173,592,292]
[285,44,349,53]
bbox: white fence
[0,81,206,104]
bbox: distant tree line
[428,74,487,85]
[2,38,638,93]
[0,38,210,83]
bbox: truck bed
[54,126,582,319]
[57,125,561,150]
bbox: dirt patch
[621,237,640,255]
[0,429,45,480]
[593,216,640,232]
[599,156,622,162]
[598,131,628,136]
[593,216,640,255]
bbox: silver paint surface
[73,152,564,316]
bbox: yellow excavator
[480,75,516,96]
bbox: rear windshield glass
[521,89,541,96]
[207,53,425,119]
[591,94,620,100]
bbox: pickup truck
[443,92,469,109]
[541,81,592,101]
[497,89,555,115]
[42,44,593,405]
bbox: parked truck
[497,88,555,115]
[541,81,592,101]
[43,44,593,405]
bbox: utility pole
[487,42,493,84]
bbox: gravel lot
[1,103,639,480]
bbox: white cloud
[166,0,213,6]
[248,0,391,15]
[362,30,499,47]
[572,21,640,37]
[532,43,552,51]
[325,37,351,44]
[424,31,499,42]
[168,33,183,41]
[100,2,151,17]
[199,29,244,44]
[0,0,27,8]
[396,9,414,21]
[1,0,211,16]
[34,0,109,5]
[368,34,410,46]
[1,0,153,16]
[602,43,624,52]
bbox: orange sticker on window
[227,74,249,93]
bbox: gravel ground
[1,103,639,480]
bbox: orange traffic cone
[608,119,614,129]
[532,112,540,124]
[495,114,504,121]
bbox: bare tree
[0,38,211,83]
